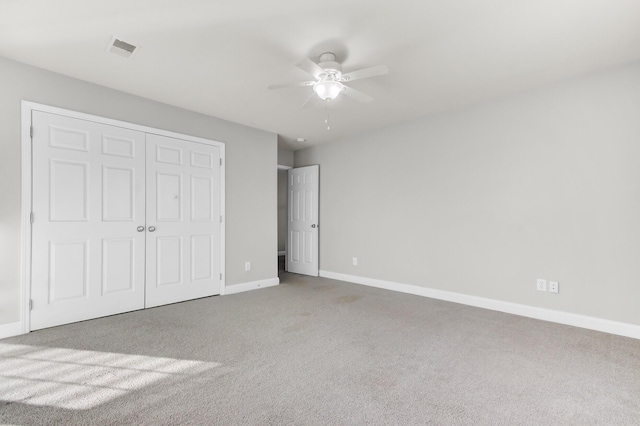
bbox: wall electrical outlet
[245,261,251,271]
[549,281,559,294]
[352,257,358,266]
[536,279,547,292]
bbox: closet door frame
[19,101,226,334]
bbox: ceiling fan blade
[342,85,373,103]
[267,81,315,90]
[295,57,326,79]
[341,65,389,82]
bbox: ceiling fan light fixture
[313,79,344,101]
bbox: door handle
[137,226,145,232]
[311,224,316,228]
[148,226,156,232]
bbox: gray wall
[278,147,294,168]
[277,148,294,253]
[296,60,640,326]
[0,56,277,325]
[277,170,288,253]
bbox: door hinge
[29,126,33,139]
[220,158,222,166]
[29,299,33,310]
[30,212,34,224]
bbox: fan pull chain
[325,110,330,131]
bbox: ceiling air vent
[106,36,138,58]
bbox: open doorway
[286,165,319,276]
[277,163,320,276]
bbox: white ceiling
[2,1,640,151]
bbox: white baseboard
[0,321,24,340]
[224,277,280,295]
[319,270,640,340]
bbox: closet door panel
[145,134,221,308]
[31,111,146,330]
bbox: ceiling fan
[268,52,389,106]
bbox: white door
[31,111,146,330]
[145,133,222,308]
[287,165,319,276]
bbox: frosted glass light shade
[313,80,344,101]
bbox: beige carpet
[1,272,639,425]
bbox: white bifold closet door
[145,134,221,308]
[31,111,147,330]
[30,111,221,331]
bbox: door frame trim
[19,101,226,335]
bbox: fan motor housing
[318,52,342,77]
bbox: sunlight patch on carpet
[0,343,220,410]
